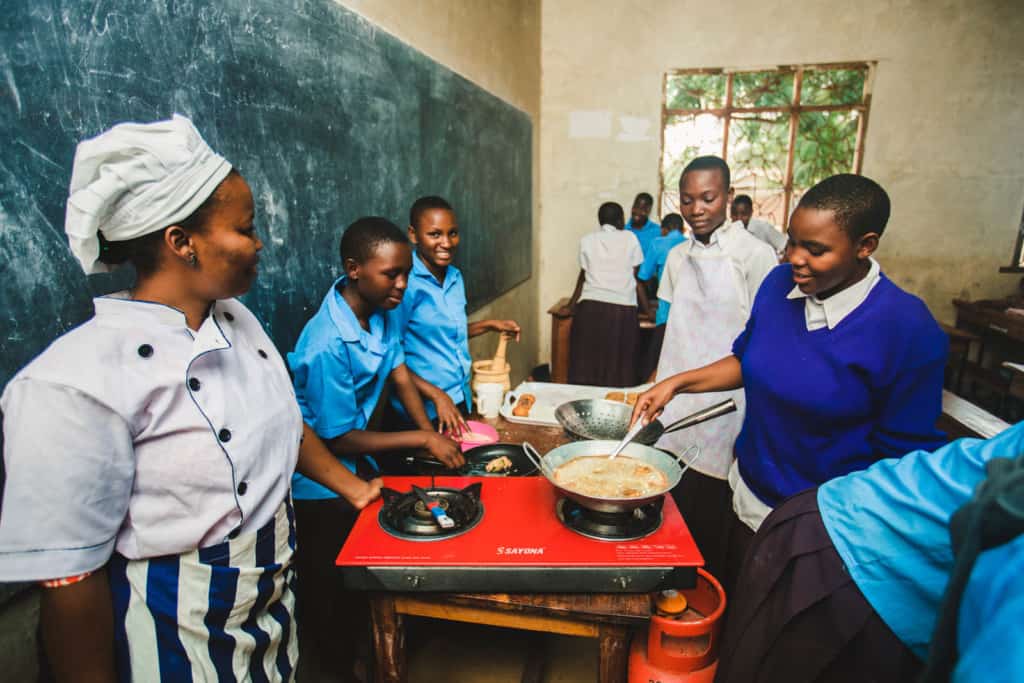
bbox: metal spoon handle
[660,399,737,436]
[607,417,647,459]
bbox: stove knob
[405,575,423,588]
[614,576,633,589]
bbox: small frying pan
[411,443,538,477]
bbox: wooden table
[365,415,653,683]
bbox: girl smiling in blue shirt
[390,196,520,434]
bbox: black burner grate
[378,482,484,541]
[556,497,663,541]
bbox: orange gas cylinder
[628,569,726,683]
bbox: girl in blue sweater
[632,174,948,593]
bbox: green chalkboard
[0,0,533,395]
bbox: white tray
[499,381,652,427]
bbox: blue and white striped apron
[108,499,298,682]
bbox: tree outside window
[660,62,876,231]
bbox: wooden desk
[365,415,650,683]
[952,299,1024,414]
[369,592,648,683]
[547,298,573,384]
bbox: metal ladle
[609,398,738,458]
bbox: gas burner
[556,497,663,541]
[378,482,484,541]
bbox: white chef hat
[64,114,232,274]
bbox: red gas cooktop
[336,476,704,593]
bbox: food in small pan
[604,391,639,405]
[512,393,535,417]
[553,455,667,498]
[484,455,513,473]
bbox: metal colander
[554,399,659,445]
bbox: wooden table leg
[369,595,406,683]
[597,624,631,683]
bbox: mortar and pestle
[471,332,512,393]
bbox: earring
[188,252,198,268]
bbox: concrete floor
[406,618,601,682]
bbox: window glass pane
[800,68,866,106]
[792,110,860,195]
[665,73,727,110]
[731,70,793,109]
[660,113,725,215]
[727,111,789,228]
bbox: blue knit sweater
[732,264,948,507]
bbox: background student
[650,156,777,580]
[634,173,948,595]
[731,193,787,258]
[0,116,380,682]
[636,212,686,381]
[627,191,661,258]
[388,195,520,435]
[287,217,463,680]
[562,201,649,386]
[716,423,1024,683]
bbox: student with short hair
[628,191,661,258]
[388,195,520,435]
[287,217,464,680]
[634,173,948,595]
[636,212,686,381]
[731,193,787,257]
[649,156,777,580]
[563,201,649,386]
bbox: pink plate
[454,420,499,452]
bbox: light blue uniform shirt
[638,230,686,325]
[628,218,661,259]
[389,252,472,419]
[288,276,404,500]
[818,421,1024,665]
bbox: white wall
[538,0,1024,358]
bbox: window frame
[659,61,877,225]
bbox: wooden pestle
[490,333,510,371]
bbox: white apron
[655,251,748,480]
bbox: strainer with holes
[554,399,660,444]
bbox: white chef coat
[578,224,645,307]
[0,294,303,581]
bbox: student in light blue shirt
[287,217,463,681]
[389,196,520,434]
[627,191,662,258]
[638,212,687,326]
[715,422,1024,683]
[636,213,686,381]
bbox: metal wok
[522,440,701,514]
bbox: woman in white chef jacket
[0,115,381,682]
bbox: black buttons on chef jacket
[188,378,201,392]
[228,528,241,540]
[258,349,268,359]
[224,312,235,322]
[237,481,248,496]
[137,344,153,358]
[218,428,232,443]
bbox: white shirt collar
[786,258,881,330]
[600,223,619,233]
[686,219,739,250]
